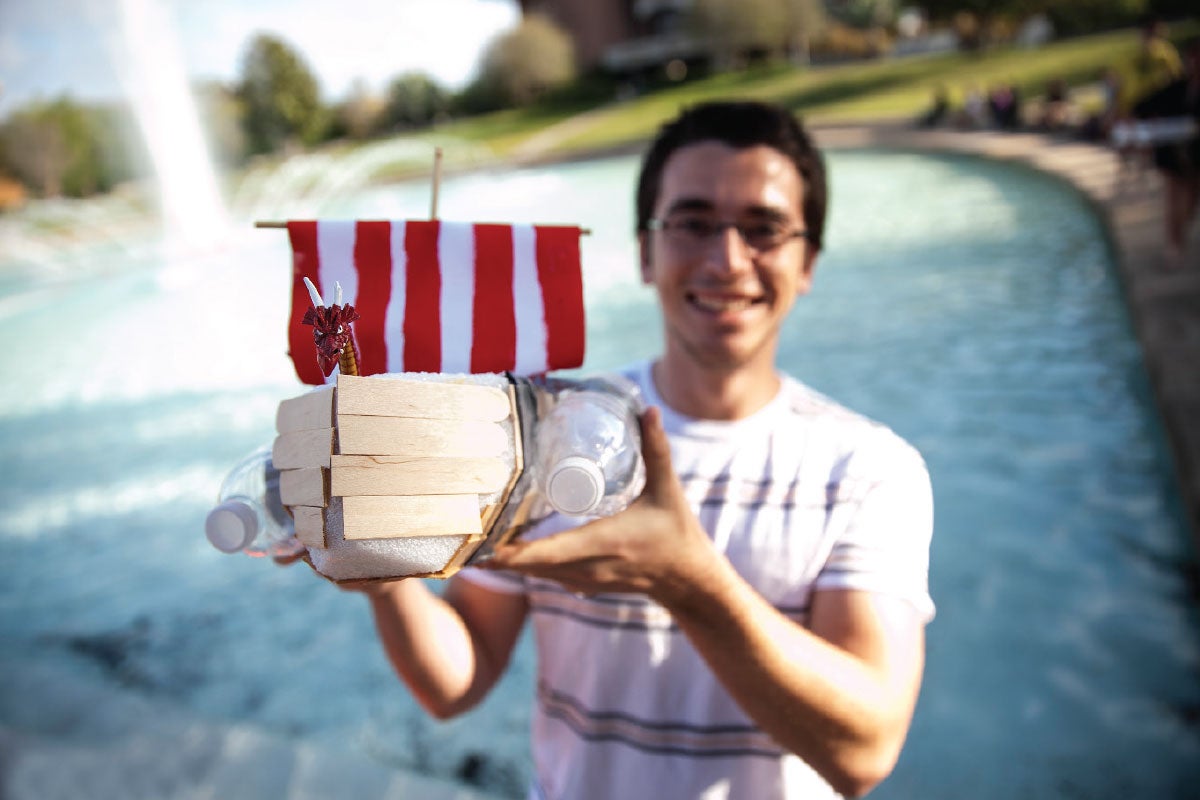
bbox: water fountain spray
[113,0,229,245]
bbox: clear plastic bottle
[535,377,646,517]
[205,445,305,558]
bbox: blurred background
[1,1,1199,798]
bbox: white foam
[307,499,470,580]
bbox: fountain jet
[114,0,229,246]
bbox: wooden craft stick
[478,383,525,537]
[336,415,507,458]
[330,455,512,496]
[273,428,334,469]
[291,506,327,549]
[340,495,482,540]
[335,374,510,421]
[276,386,335,433]
[431,147,443,219]
[255,220,593,235]
[280,467,328,508]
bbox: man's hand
[483,407,718,604]
[273,549,405,596]
[273,551,306,567]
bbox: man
[357,101,934,799]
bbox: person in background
[1038,78,1071,132]
[1082,67,1124,142]
[917,84,951,128]
[1134,36,1200,269]
[960,84,988,129]
[1119,16,1182,116]
[348,101,935,800]
[988,83,1022,130]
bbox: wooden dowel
[255,220,591,235]
[431,147,443,220]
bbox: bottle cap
[546,456,605,516]
[205,500,259,553]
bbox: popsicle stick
[479,384,525,537]
[280,467,328,508]
[330,456,511,496]
[273,428,334,469]
[340,494,483,540]
[291,505,327,548]
[277,386,335,433]
[336,375,511,421]
[336,415,507,458]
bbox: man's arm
[484,407,926,797]
[667,565,925,797]
[360,576,528,719]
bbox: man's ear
[796,249,818,296]
[638,232,653,285]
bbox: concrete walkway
[812,122,1200,552]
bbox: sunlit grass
[239,22,1199,189]
[546,27,1155,154]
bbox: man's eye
[674,217,716,236]
[741,222,784,243]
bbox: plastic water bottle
[205,446,305,558]
[535,378,646,517]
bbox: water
[1,150,1198,798]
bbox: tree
[0,106,67,197]
[381,72,450,130]
[332,79,386,140]
[0,97,136,198]
[783,0,831,63]
[237,34,327,155]
[829,0,897,28]
[474,14,576,108]
[690,0,827,67]
[917,0,1148,41]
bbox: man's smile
[687,290,765,315]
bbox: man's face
[640,142,816,372]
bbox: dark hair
[635,101,828,251]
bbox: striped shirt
[460,360,934,799]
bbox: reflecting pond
[0,150,1197,798]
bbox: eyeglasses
[647,215,810,254]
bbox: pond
[0,149,1197,798]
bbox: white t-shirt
[461,361,935,800]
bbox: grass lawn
[542,25,1194,155]
[259,21,1200,187]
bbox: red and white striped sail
[287,220,585,385]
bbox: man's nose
[704,226,754,275]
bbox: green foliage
[829,0,897,28]
[918,0,1150,35]
[381,72,450,131]
[0,97,141,198]
[692,0,790,55]
[690,0,828,64]
[329,80,387,141]
[1044,0,1146,37]
[472,14,577,109]
[237,34,327,154]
